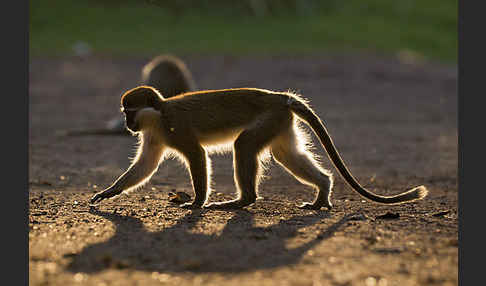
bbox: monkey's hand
[90,188,121,205]
[298,201,333,210]
[179,201,204,209]
[204,199,254,210]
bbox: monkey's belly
[197,127,243,147]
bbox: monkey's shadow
[67,208,353,273]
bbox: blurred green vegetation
[30,0,457,63]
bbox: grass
[30,0,457,63]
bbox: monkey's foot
[205,199,254,210]
[179,202,204,209]
[298,202,333,210]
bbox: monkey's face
[122,108,140,132]
[120,85,164,133]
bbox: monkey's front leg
[90,142,164,204]
[90,186,121,204]
[179,146,209,209]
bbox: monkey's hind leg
[271,125,334,210]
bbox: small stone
[168,192,191,204]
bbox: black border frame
[6,0,29,284]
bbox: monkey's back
[168,88,290,118]
[165,88,293,142]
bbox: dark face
[122,107,140,132]
[120,86,162,132]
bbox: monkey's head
[120,86,164,133]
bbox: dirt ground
[29,53,458,286]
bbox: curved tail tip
[413,185,429,200]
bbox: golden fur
[90,86,428,209]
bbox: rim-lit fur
[90,86,428,209]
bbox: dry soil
[29,53,458,286]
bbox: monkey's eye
[124,108,138,112]
[122,107,138,114]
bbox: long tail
[56,128,129,137]
[58,118,130,137]
[288,95,428,204]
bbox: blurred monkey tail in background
[59,54,197,136]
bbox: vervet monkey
[90,86,428,210]
[62,54,196,136]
